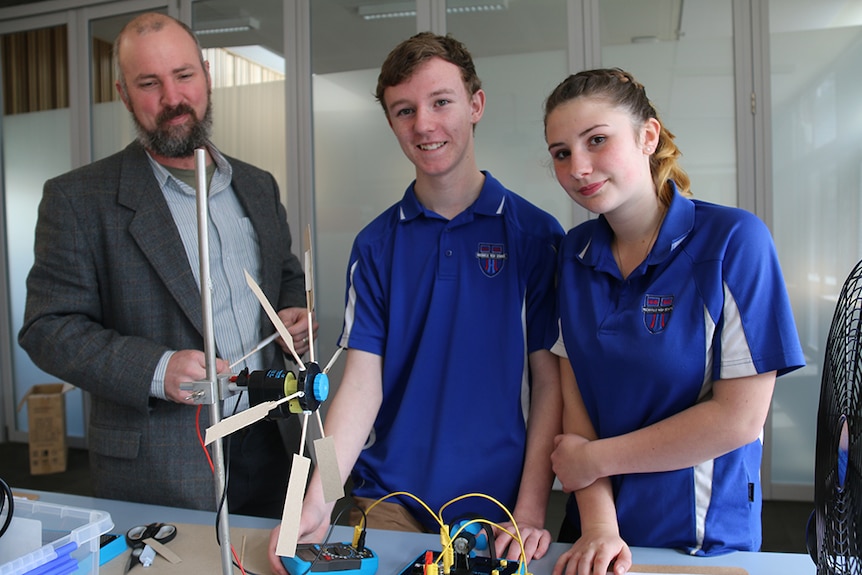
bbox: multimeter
[281,542,378,575]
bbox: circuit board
[397,550,523,575]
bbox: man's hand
[277,307,319,358]
[164,350,229,404]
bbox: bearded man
[19,12,308,517]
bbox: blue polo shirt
[340,172,563,528]
[555,183,804,555]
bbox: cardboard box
[16,383,74,475]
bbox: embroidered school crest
[642,294,674,334]
[476,243,507,277]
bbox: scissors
[124,522,177,572]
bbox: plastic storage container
[0,498,113,575]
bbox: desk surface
[17,489,816,575]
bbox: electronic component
[281,542,378,575]
[237,364,329,419]
[98,533,128,566]
[398,550,523,575]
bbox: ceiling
[73,0,685,75]
[4,0,862,104]
[211,0,683,73]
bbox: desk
[18,490,816,575]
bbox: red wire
[231,545,249,575]
[195,406,247,575]
[196,405,215,472]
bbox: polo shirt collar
[398,171,506,221]
[650,181,695,262]
[581,180,695,271]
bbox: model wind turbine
[186,149,344,574]
[203,227,346,556]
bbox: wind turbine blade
[204,394,295,445]
[276,453,310,558]
[299,411,309,458]
[304,225,315,363]
[229,331,280,370]
[322,347,344,374]
[314,435,344,503]
[315,409,325,438]
[244,270,305,369]
[312,410,344,502]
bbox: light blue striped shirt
[146,144,263,414]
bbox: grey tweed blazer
[19,141,305,510]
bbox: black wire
[337,499,367,533]
[233,546,262,575]
[481,523,497,563]
[214,433,232,547]
[214,390,244,547]
[0,476,14,539]
[218,390,267,575]
[449,515,500,566]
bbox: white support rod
[195,148,233,575]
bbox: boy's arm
[268,348,383,575]
[496,348,561,561]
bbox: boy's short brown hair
[375,32,481,114]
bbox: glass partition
[89,10,153,162]
[2,22,84,439]
[311,1,417,386]
[90,2,288,183]
[447,0,572,229]
[192,0,287,193]
[312,1,577,389]
[600,0,737,208]
[768,0,862,494]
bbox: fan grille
[815,259,862,574]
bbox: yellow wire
[361,491,529,574]
[445,516,527,573]
[362,491,444,530]
[439,492,527,571]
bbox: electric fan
[808,258,862,574]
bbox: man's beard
[132,99,213,158]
